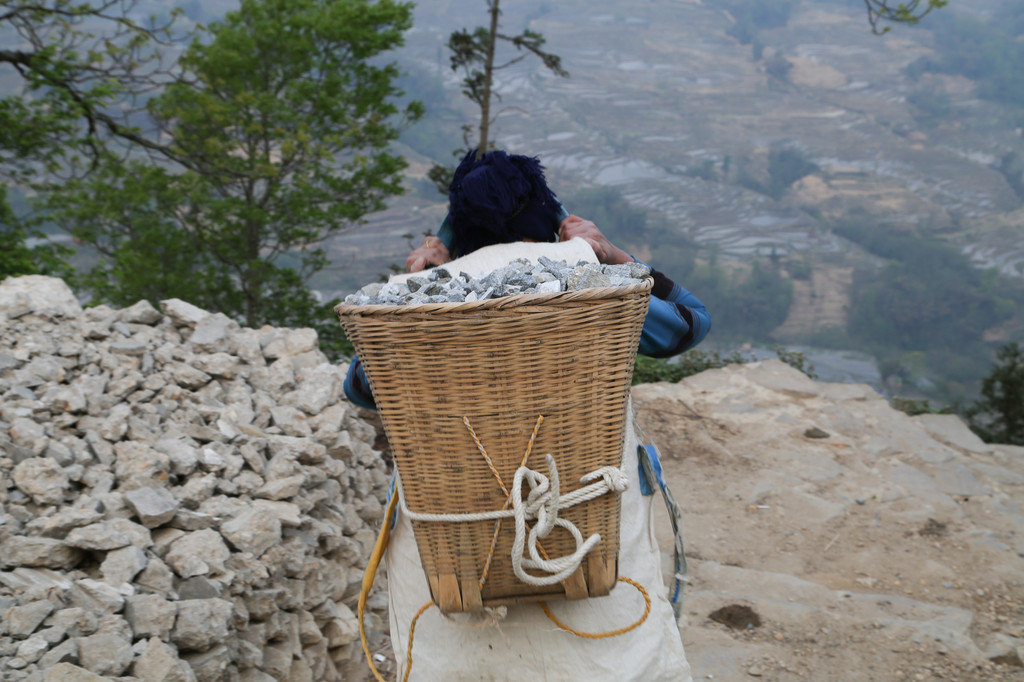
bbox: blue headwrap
[446,149,562,256]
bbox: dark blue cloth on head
[447,149,563,256]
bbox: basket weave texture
[335,279,652,612]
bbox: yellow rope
[538,577,651,638]
[358,490,398,682]
[402,601,434,682]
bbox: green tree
[968,342,1024,445]
[0,0,180,278]
[428,0,568,192]
[47,0,422,340]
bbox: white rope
[399,455,629,586]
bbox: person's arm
[638,268,711,358]
[558,214,710,358]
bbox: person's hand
[406,235,451,273]
[558,215,633,265]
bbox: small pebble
[856,498,866,505]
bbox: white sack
[384,401,692,681]
[388,237,598,285]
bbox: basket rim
[334,276,652,317]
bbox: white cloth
[388,237,598,285]
[384,402,692,681]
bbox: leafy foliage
[633,349,749,386]
[0,0,183,274]
[968,343,1024,445]
[32,0,421,358]
[862,0,947,34]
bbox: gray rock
[160,299,210,327]
[183,643,231,682]
[46,608,98,638]
[68,579,124,615]
[192,352,238,379]
[10,418,48,456]
[171,599,233,652]
[293,364,343,415]
[189,313,238,353]
[98,403,131,441]
[0,537,82,570]
[220,507,282,558]
[153,438,200,476]
[0,568,73,592]
[252,500,303,528]
[48,384,88,415]
[118,300,163,325]
[5,600,56,638]
[42,662,108,681]
[177,576,222,600]
[16,632,51,662]
[0,276,82,318]
[170,363,212,390]
[109,341,147,356]
[37,638,79,668]
[124,594,176,640]
[13,457,69,506]
[269,405,313,437]
[260,328,319,360]
[124,487,180,528]
[76,632,133,676]
[164,530,231,579]
[100,545,148,586]
[254,475,305,501]
[112,440,170,490]
[169,510,218,531]
[64,523,132,551]
[134,556,175,595]
[134,637,198,682]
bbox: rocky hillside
[0,276,392,681]
[633,361,1024,681]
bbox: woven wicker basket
[335,278,652,612]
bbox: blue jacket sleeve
[637,267,711,358]
[343,357,377,410]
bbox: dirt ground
[632,362,1024,682]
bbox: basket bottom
[428,553,619,613]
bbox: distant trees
[428,0,567,192]
[968,343,1024,445]
[904,3,1024,110]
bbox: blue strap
[637,443,687,617]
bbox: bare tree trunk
[478,0,500,154]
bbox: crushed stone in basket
[343,257,651,306]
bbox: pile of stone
[342,258,651,306]
[0,276,392,682]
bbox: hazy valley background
[332,0,1024,409]
[8,0,1024,409]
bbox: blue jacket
[343,218,711,410]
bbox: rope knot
[581,466,630,493]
